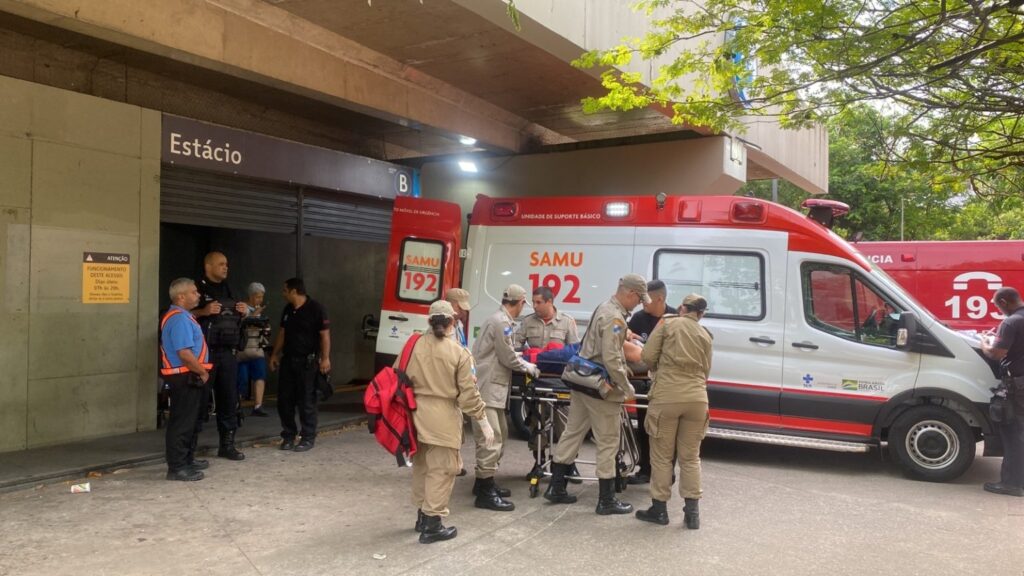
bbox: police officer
[981,287,1024,497]
[192,251,247,461]
[636,294,713,528]
[407,300,494,544]
[516,286,580,349]
[545,274,649,515]
[160,278,212,482]
[471,284,540,511]
[626,279,677,485]
[269,278,331,452]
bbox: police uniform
[471,307,535,482]
[516,311,579,349]
[160,305,212,478]
[552,297,634,479]
[635,294,712,528]
[406,331,487,520]
[195,276,245,459]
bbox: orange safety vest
[159,308,213,376]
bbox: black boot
[474,478,515,512]
[414,509,425,533]
[683,498,700,529]
[567,463,583,484]
[418,515,457,544]
[186,436,209,470]
[217,430,245,461]
[472,477,511,498]
[543,463,578,504]
[595,478,633,515]
[635,499,669,525]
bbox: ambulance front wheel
[889,405,976,482]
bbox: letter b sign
[397,172,410,196]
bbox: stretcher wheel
[529,476,540,498]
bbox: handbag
[561,305,610,398]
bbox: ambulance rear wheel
[889,405,975,482]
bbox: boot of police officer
[194,252,246,461]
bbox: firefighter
[516,286,579,349]
[471,284,541,511]
[407,300,494,543]
[545,274,649,515]
[635,294,713,528]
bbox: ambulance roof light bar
[605,202,631,218]
[731,200,767,224]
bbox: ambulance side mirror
[896,311,917,349]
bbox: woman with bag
[405,300,495,544]
[236,282,271,417]
[635,294,713,529]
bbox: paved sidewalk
[0,390,367,493]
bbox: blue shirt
[161,305,206,369]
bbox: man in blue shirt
[161,278,212,482]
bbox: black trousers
[165,373,205,471]
[635,407,652,476]
[204,349,240,434]
[278,355,319,441]
[998,411,1024,488]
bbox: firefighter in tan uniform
[545,274,650,515]
[516,286,580,349]
[471,284,541,511]
[405,300,494,544]
[635,294,713,529]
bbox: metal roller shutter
[302,195,392,243]
[160,166,298,233]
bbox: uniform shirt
[195,276,236,334]
[628,305,678,342]
[580,297,632,403]
[403,334,486,449]
[641,312,713,405]
[516,311,580,349]
[280,298,330,357]
[161,305,206,371]
[450,319,468,348]
[472,308,535,409]
[994,307,1024,376]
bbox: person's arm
[600,317,630,390]
[319,329,331,374]
[269,328,285,371]
[456,353,487,420]
[176,349,210,382]
[566,316,580,345]
[192,300,221,317]
[494,322,536,374]
[641,320,665,370]
[983,319,1014,361]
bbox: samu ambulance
[376,194,1002,482]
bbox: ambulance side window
[396,239,445,304]
[802,263,899,347]
[654,250,765,320]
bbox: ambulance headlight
[605,202,631,218]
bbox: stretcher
[510,374,649,498]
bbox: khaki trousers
[554,392,622,479]
[646,401,709,501]
[411,443,462,517]
[471,407,508,478]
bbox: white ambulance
[376,194,1002,482]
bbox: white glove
[477,417,495,449]
[524,362,541,379]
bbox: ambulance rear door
[375,197,462,368]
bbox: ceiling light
[459,135,477,146]
[458,161,478,173]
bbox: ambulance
[376,194,1002,482]
[856,241,1024,333]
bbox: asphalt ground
[0,427,1021,576]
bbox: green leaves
[577,0,1024,190]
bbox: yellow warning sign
[82,252,130,304]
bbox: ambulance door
[375,197,462,369]
[636,227,787,430]
[781,256,921,439]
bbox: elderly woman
[635,294,713,529]
[405,300,494,544]
[236,282,270,416]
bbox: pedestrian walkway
[0,389,367,493]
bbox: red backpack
[364,334,421,466]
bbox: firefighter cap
[620,273,652,305]
[445,288,472,311]
[428,300,456,319]
[503,284,528,302]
